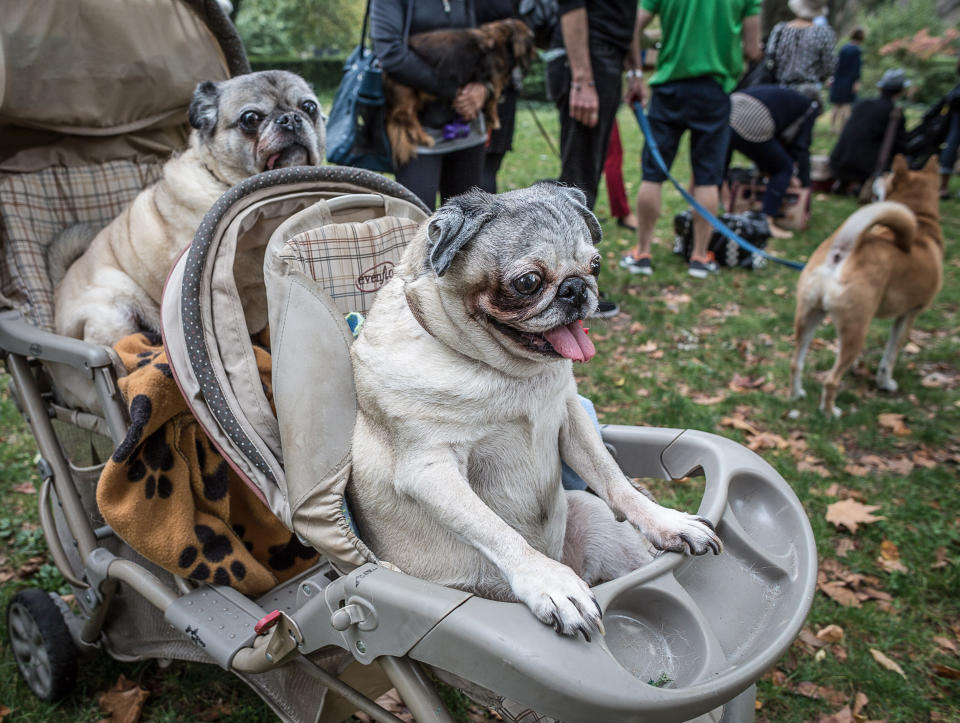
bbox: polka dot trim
[177,167,428,483]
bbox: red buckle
[254,609,282,635]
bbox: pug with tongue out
[349,183,721,640]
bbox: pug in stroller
[349,184,721,640]
[50,69,325,347]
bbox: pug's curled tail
[828,201,917,267]
[47,224,98,285]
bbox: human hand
[623,74,646,108]
[569,80,599,127]
[454,82,487,121]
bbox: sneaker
[688,257,718,279]
[591,294,620,319]
[619,253,652,275]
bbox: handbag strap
[875,106,902,175]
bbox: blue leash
[631,101,805,271]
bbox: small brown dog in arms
[790,155,943,416]
[383,18,536,166]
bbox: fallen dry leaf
[690,392,726,406]
[194,702,235,722]
[852,691,869,717]
[843,463,870,476]
[728,373,767,392]
[835,539,856,558]
[870,649,906,678]
[878,413,910,437]
[99,675,150,723]
[355,690,414,723]
[921,371,956,388]
[720,415,760,436]
[879,540,900,561]
[932,635,958,655]
[932,663,960,679]
[826,499,885,533]
[816,624,844,644]
[877,557,908,574]
[931,547,950,569]
[636,340,659,354]
[11,482,36,495]
[796,681,847,706]
[0,705,9,723]
[816,705,854,723]
[818,580,862,608]
[798,458,831,478]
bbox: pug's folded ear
[427,192,494,276]
[189,80,221,135]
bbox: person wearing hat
[829,68,911,193]
[767,0,836,103]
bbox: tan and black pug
[52,70,324,347]
[348,183,721,640]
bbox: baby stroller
[0,2,818,721]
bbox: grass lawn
[1,101,958,722]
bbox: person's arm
[370,0,460,99]
[559,5,598,127]
[624,8,654,106]
[742,14,762,64]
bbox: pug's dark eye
[300,100,319,118]
[239,110,262,132]
[590,255,601,277]
[512,272,543,296]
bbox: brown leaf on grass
[878,413,910,436]
[796,681,848,706]
[912,450,938,469]
[355,690,414,723]
[921,371,957,388]
[932,664,960,679]
[816,624,845,644]
[852,692,869,717]
[832,644,848,662]
[728,373,767,392]
[720,415,760,436]
[748,431,791,452]
[877,557,908,574]
[843,464,870,476]
[98,675,150,723]
[798,458,832,478]
[636,340,659,354]
[628,321,646,335]
[11,482,36,495]
[826,499,885,533]
[691,392,726,405]
[932,635,958,655]
[931,547,950,569]
[834,539,856,558]
[0,705,10,723]
[816,705,854,723]
[194,702,235,722]
[869,649,906,678]
[818,580,862,608]
[798,627,827,651]
[877,541,908,573]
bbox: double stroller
[0,2,817,721]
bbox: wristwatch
[626,69,643,79]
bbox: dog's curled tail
[46,223,98,285]
[829,201,917,264]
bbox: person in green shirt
[619,0,761,279]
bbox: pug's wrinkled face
[188,70,325,186]
[426,183,603,363]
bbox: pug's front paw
[508,556,603,641]
[643,508,722,556]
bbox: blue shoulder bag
[326,1,406,172]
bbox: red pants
[604,119,630,219]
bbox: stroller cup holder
[280,426,816,723]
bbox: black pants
[395,142,486,211]
[547,43,625,210]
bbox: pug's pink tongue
[267,153,281,170]
[543,321,596,362]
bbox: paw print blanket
[96,332,319,595]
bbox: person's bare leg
[627,181,662,258]
[690,184,718,262]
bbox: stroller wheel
[7,588,78,701]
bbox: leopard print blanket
[96,332,318,595]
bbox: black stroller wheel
[7,588,78,701]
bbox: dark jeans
[641,76,731,187]
[395,141,486,211]
[547,42,624,210]
[730,132,794,217]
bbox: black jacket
[371,0,476,101]
[829,96,907,183]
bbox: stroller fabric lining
[0,160,163,330]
